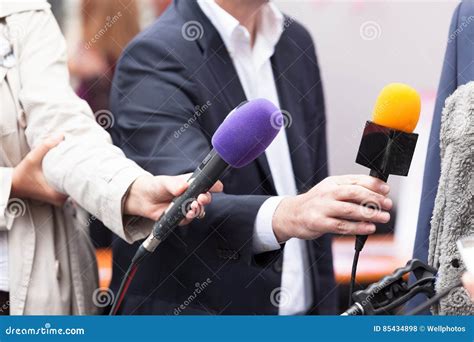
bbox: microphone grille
[372,83,421,133]
[211,99,282,168]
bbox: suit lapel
[271,39,313,194]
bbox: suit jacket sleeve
[110,35,274,262]
[15,9,151,243]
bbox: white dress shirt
[198,0,312,315]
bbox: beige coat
[0,1,152,314]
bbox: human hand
[11,135,68,206]
[462,273,474,301]
[272,175,392,242]
[123,174,223,224]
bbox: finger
[197,192,212,206]
[333,185,392,211]
[330,201,391,224]
[463,272,474,283]
[188,201,200,218]
[164,175,222,198]
[208,180,224,193]
[322,219,377,236]
[194,202,206,217]
[159,175,189,197]
[29,134,65,160]
[45,133,65,146]
[179,207,197,224]
[191,200,199,212]
[44,187,68,206]
[185,210,197,220]
[462,273,474,293]
[179,202,205,225]
[179,218,192,226]
[335,175,390,195]
[177,173,193,182]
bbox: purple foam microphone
[212,98,283,167]
[137,98,282,257]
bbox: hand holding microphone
[123,173,223,224]
[272,83,421,244]
[353,83,421,249]
[347,83,421,306]
[273,175,392,242]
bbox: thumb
[159,174,190,197]
[30,134,65,160]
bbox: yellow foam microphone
[356,83,421,180]
[372,83,421,133]
[349,83,422,308]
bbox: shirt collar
[257,2,284,54]
[197,0,284,61]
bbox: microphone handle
[135,149,229,262]
[369,169,388,182]
[355,169,389,251]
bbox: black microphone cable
[348,169,387,307]
[405,279,463,315]
[348,235,367,307]
[109,248,149,315]
[109,263,139,315]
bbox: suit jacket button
[273,261,283,272]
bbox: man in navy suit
[109,0,392,315]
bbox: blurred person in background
[0,1,220,315]
[70,0,140,113]
[149,0,172,17]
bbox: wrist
[123,174,151,218]
[10,167,22,198]
[272,196,299,243]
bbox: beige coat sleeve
[0,167,13,230]
[14,9,152,243]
